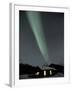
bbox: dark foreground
[19,63,64,79]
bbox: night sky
[19,11,64,67]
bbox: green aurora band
[26,11,49,64]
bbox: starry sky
[19,10,64,67]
